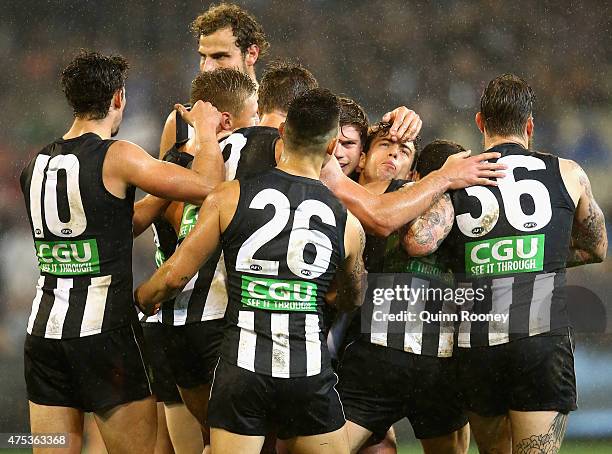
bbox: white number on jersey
[220,133,248,181]
[29,154,87,238]
[236,189,336,279]
[456,155,552,237]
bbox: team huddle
[19,4,607,454]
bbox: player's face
[334,125,364,175]
[232,94,259,129]
[198,27,248,74]
[362,134,415,182]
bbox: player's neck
[258,111,286,128]
[358,172,374,186]
[64,117,114,140]
[276,151,323,180]
[484,134,528,150]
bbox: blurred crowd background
[1,0,611,448]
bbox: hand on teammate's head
[319,155,345,187]
[174,100,222,133]
[439,150,507,190]
[382,106,422,143]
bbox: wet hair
[364,122,421,169]
[339,97,369,149]
[191,3,269,58]
[284,88,340,153]
[480,74,535,137]
[416,140,466,177]
[258,60,318,115]
[60,50,129,120]
[190,68,256,116]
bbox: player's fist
[439,150,507,190]
[382,106,422,143]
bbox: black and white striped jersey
[221,169,347,378]
[443,143,576,347]
[20,133,136,338]
[358,179,456,357]
[158,124,280,326]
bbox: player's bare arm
[159,109,177,159]
[334,211,366,312]
[135,181,239,314]
[132,195,172,237]
[402,192,455,257]
[560,158,607,267]
[321,150,506,237]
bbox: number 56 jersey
[20,134,136,339]
[443,143,576,347]
[221,168,347,378]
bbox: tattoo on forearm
[572,165,606,260]
[515,412,568,454]
[410,193,453,249]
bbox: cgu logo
[38,242,93,263]
[247,280,315,302]
[471,237,539,265]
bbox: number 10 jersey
[20,133,136,339]
[221,169,347,378]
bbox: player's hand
[438,150,507,190]
[135,287,161,317]
[174,100,221,133]
[382,106,422,143]
[319,155,345,189]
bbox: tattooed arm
[334,211,366,313]
[401,193,455,257]
[320,151,505,237]
[560,159,607,267]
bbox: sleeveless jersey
[357,180,456,357]
[443,143,576,347]
[159,124,281,325]
[20,133,136,338]
[221,169,347,377]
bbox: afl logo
[61,228,73,235]
[471,227,484,235]
[250,264,262,271]
[301,269,312,277]
[35,229,42,235]
[523,222,537,229]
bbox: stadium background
[0,1,610,452]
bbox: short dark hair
[191,3,269,58]
[416,140,466,177]
[364,122,421,162]
[284,88,339,153]
[258,60,318,115]
[60,50,129,120]
[339,97,369,148]
[190,68,256,116]
[480,74,535,137]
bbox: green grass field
[397,439,612,453]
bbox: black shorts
[24,323,152,413]
[161,320,224,389]
[141,322,181,404]
[454,328,577,417]
[338,339,467,440]
[208,359,345,439]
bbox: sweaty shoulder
[558,158,583,207]
[103,140,149,197]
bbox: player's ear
[475,112,485,133]
[244,44,259,67]
[358,152,366,171]
[526,116,534,138]
[278,122,285,138]
[112,88,124,110]
[326,137,337,156]
[221,112,232,131]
